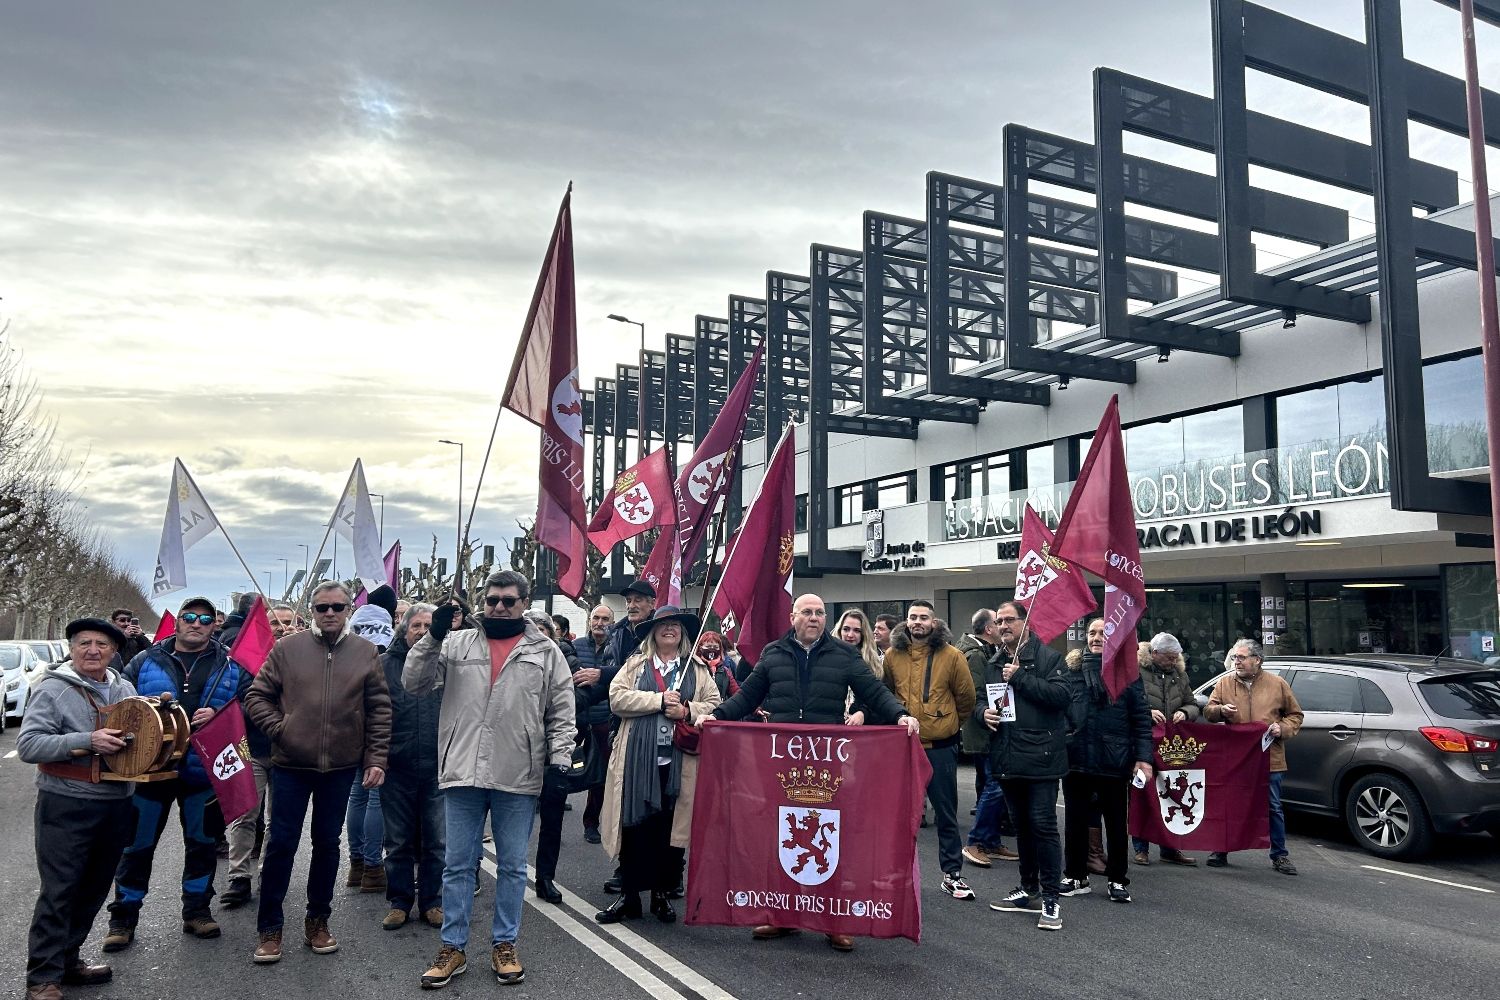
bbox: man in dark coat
[977,601,1071,932]
[712,593,917,952]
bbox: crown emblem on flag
[778,766,843,804]
[614,469,640,495]
[1157,734,1208,767]
[777,531,795,576]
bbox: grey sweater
[19,664,138,799]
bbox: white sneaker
[1037,899,1062,931]
[941,873,975,900]
[1058,877,1091,897]
[989,887,1041,913]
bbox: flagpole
[178,463,265,598]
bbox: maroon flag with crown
[1014,504,1095,643]
[713,424,796,664]
[1050,395,1145,700]
[587,447,676,554]
[190,705,259,824]
[638,522,683,606]
[685,721,931,942]
[672,340,766,571]
[1128,721,1270,853]
[502,186,588,598]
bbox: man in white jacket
[403,570,574,989]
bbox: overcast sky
[4,1,1496,614]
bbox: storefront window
[1424,354,1488,473]
[1137,584,1229,686]
[1444,563,1498,661]
[1026,446,1053,489]
[1126,405,1244,475]
[1277,375,1385,449]
[1304,579,1441,656]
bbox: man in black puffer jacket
[1059,619,1153,904]
[712,593,917,953]
[976,601,1071,931]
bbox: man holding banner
[711,593,917,951]
[102,596,252,951]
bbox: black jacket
[975,636,1072,780]
[382,632,442,777]
[714,630,908,726]
[1064,651,1154,778]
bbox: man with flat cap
[19,617,138,1000]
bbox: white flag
[330,459,386,594]
[151,459,221,597]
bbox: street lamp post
[607,314,647,462]
[263,571,273,596]
[277,557,290,597]
[298,544,309,577]
[438,439,464,594]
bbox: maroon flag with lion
[189,704,259,825]
[685,721,930,942]
[1128,721,1270,853]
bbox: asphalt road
[2,724,1497,1000]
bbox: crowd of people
[15,574,1305,999]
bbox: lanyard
[649,657,679,693]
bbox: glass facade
[1444,562,1498,661]
[1276,376,1386,449]
[1125,405,1244,475]
[1424,353,1488,473]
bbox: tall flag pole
[498,184,588,599]
[1050,395,1145,699]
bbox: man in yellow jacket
[882,600,977,901]
[1204,638,1304,875]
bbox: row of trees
[0,323,153,639]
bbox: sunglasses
[313,602,348,614]
[485,595,522,608]
[180,612,215,625]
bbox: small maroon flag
[638,524,683,606]
[1128,721,1271,854]
[354,541,402,608]
[712,424,796,664]
[686,721,931,942]
[1051,395,1145,699]
[672,340,766,571]
[501,186,588,599]
[587,448,676,554]
[228,595,275,676]
[155,609,176,642]
[1013,504,1095,643]
[190,704,259,824]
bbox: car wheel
[1344,772,1433,860]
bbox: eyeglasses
[485,595,521,608]
[180,612,215,625]
[796,609,827,618]
[313,602,348,614]
[1229,654,1254,662]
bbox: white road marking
[523,863,738,1000]
[1361,864,1495,894]
[4,750,16,759]
[479,855,688,1000]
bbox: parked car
[50,640,67,663]
[22,640,58,669]
[0,642,41,732]
[1193,655,1500,859]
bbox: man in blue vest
[102,596,252,950]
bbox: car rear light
[1420,727,1496,753]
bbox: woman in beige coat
[596,607,720,925]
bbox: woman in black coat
[1059,619,1154,903]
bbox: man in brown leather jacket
[244,581,391,964]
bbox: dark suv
[1194,655,1500,859]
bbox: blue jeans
[258,766,356,933]
[346,779,384,865]
[440,786,536,949]
[1268,771,1287,859]
[967,759,1008,850]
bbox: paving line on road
[1360,864,1495,894]
[520,862,737,1000]
[478,854,689,1000]
[4,750,16,759]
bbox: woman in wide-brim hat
[596,607,720,926]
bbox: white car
[22,640,58,669]
[0,641,40,731]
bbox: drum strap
[36,682,108,784]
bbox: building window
[873,472,917,509]
[1424,354,1487,473]
[1025,446,1053,489]
[938,452,1008,501]
[1276,375,1385,450]
[795,494,808,533]
[832,472,917,525]
[834,483,862,527]
[1125,404,1244,475]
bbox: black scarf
[482,616,526,640]
[621,654,697,829]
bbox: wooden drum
[100,695,191,781]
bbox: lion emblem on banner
[213,738,250,781]
[550,368,585,445]
[1155,733,1208,835]
[777,806,840,886]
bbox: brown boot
[253,930,283,964]
[345,858,364,887]
[1087,826,1107,875]
[360,865,387,894]
[61,960,112,986]
[304,917,338,955]
[422,907,444,928]
[182,914,222,939]
[26,984,63,1000]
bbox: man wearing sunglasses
[403,570,575,988]
[102,596,253,951]
[244,581,391,966]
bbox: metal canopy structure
[636,349,666,464]
[590,378,615,509]
[585,0,1498,589]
